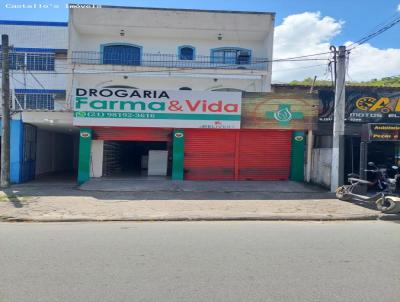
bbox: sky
[1,0,400,82]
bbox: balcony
[71,51,268,71]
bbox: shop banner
[73,88,242,129]
[319,89,400,123]
[368,124,400,141]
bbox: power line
[347,15,400,50]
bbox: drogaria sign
[72,88,242,129]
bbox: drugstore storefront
[74,88,318,184]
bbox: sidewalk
[0,179,398,222]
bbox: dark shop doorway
[102,141,170,178]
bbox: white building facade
[1,6,277,183]
[68,6,275,94]
[67,6,276,183]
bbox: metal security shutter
[238,130,292,180]
[184,129,236,180]
[93,127,172,141]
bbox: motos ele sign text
[72,88,242,128]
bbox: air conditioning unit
[237,50,250,64]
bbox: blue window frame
[178,45,195,60]
[101,43,142,66]
[211,47,251,65]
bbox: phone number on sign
[76,112,156,119]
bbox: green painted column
[290,131,305,182]
[172,129,185,180]
[77,128,92,185]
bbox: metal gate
[184,129,292,181]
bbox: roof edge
[0,20,68,27]
[68,4,275,15]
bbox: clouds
[272,12,400,82]
[346,43,400,81]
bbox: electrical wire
[347,15,400,50]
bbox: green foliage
[288,76,400,87]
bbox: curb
[2,214,399,222]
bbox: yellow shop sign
[356,97,400,113]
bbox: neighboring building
[0,20,77,183]
[273,84,400,188]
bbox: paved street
[0,221,399,302]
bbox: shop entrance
[368,141,396,167]
[102,141,170,178]
[92,127,173,179]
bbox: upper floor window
[15,93,54,110]
[178,46,195,60]
[26,53,55,71]
[102,44,141,66]
[211,48,251,65]
[0,50,55,71]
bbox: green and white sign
[73,88,242,129]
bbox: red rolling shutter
[238,130,292,180]
[92,127,172,141]
[184,129,236,180]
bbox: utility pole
[1,34,11,188]
[330,45,346,192]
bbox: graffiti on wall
[242,92,319,130]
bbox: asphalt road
[0,221,399,302]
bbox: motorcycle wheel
[336,186,352,201]
[376,197,400,214]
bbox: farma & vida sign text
[73,88,242,129]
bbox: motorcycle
[336,162,400,214]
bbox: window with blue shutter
[178,46,195,60]
[102,44,141,66]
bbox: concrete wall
[35,129,76,176]
[310,148,332,189]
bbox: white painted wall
[69,73,262,92]
[35,129,76,176]
[90,140,104,177]
[310,148,332,189]
[0,24,67,49]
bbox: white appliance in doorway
[147,150,168,176]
